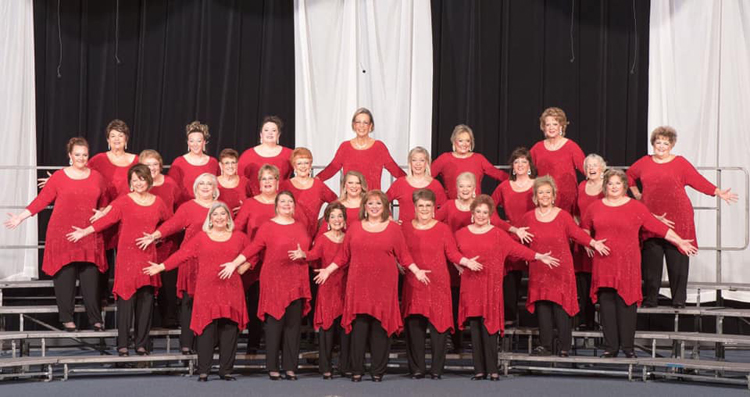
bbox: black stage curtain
[33,0,295,166]
[431,0,650,190]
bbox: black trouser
[404,315,448,376]
[642,238,689,306]
[503,270,523,324]
[535,301,572,352]
[350,314,391,377]
[245,282,262,352]
[575,272,595,328]
[53,262,102,326]
[468,317,498,375]
[196,318,239,377]
[450,286,463,350]
[116,286,154,351]
[157,268,179,327]
[319,316,351,374]
[264,299,303,373]
[598,288,637,355]
[180,295,195,350]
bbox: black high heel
[430,373,442,380]
[489,374,501,381]
[322,373,333,380]
[268,372,281,381]
[197,375,208,382]
[118,349,129,357]
[220,375,236,381]
[64,323,78,333]
[471,374,485,380]
[285,372,298,381]
[351,375,362,382]
[93,323,105,332]
[372,375,383,382]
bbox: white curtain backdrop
[649,0,750,302]
[294,0,433,201]
[0,0,38,280]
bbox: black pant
[319,316,351,374]
[642,238,689,306]
[535,301,572,352]
[245,282,262,352]
[469,317,498,375]
[350,314,391,377]
[575,272,595,328]
[405,315,448,376]
[196,318,239,377]
[53,262,102,325]
[179,295,195,350]
[450,286,463,350]
[264,299,303,372]
[503,270,523,324]
[157,268,179,327]
[598,288,637,355]
[116,286,154,351]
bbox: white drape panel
[649,1,750,302]
[294,0,433,195]
[0,0,38,280]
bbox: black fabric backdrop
[33,0,295,167]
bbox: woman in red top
[169,121,220,205]
[314,190,430,382]
[519,177,609,357]
[222,191,311,381]
[627,126,738,308]
[319,170,368,233]
[581,169,697,357]
[217,148,249,215]
[144,202,249,381]
[6,138,108,332]
[68,164,171,356]
[281,147,338,237]
[386,146,448,223]
[316,108,406,191]
[455,195,558,380]
[401,189,482,379]
[431,124,508,199]
[529,107,586,215]
[238,115,294,196]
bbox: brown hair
[351,107,375,131]
[185,120,210,141]
[508,147,537,181]
[324,201,347,223]
[450,124,475,151]
[128,164,153,190]
[602,169,629,197]
[539,107,570,135]
[67,137,89,154]
[650,126,677,146]
[412,188,436,205]
[532,176,557,206]
[258,164,280,181]
[139,149,163,169]
[470,194,496,216]
[291,147,313,165]
[274,190,296,215]
[359,190,391,222]
[106,119,130,141]
[219,148,239,162]
[339,170,368,200]
[261,115,284,135]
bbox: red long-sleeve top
[386,177,448,223]
[305,234,346,331]
[334,221,415,336]
[573,181,604,273]
[234,198,277,287]
[168,156,220,205]
[431,153,508,199]
[455,226,536,336]
[217,176,249,214]
[150,176,181,263]
[626,155,716,244]
[519,210,592,316]
[163,232,250,334]
[280,179,338,236]
[530,140,585,214]
[401,221,463,334]
[241,221,312,322]
[580,199,671,306]
[156,200,210,298]
[92,195,171,300]
[27,170,108,276]
[316,140,406,191]
[88,153,140,250]
[491,181,536,272]
[238,147,294,196]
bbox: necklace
[413,221,433,230]
[352,138,369,150]
[537,207,553,217]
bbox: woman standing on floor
[5,138,108,332]
[581,169,697,357]
[519,177,610,357]
[144,202,249,382]
[238,116,293,196]
[216,149,249,216]
[386,146,448,223]
[627,126,737,308]
[314,190,430,382]
[316,108,406,191]
[280,147,338,236]
[68,164,171,356]
[169,121,220,204]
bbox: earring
[512,170,516,176]
[327,223,331,231]
[527,170,531,176]
[129,186,134,192]
[470,215,474,223]
[107,144,111,150]
[364,213,369,219]
[69,159,73,166]
[276,139,279,145]
[125,143,127,150]
[451,144,455,152]
[471,192,476,199]
[208,221,213,228]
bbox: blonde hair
[192,173,219,200]
[339,170,367,200]
[351,108,375,131]
[139,149,163,170]
[258,164,280,181]
[407,146,432,177]
[532,176,557,206]
[202,202,234,232]
[539,107,570,136]
[450,124,475,151]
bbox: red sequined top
[280,178,338,236]
[150,176,181,263]
[238,146,294,196]
[573,181,604,273]
[386,177,448,223]
[217,176,250,214]
[234,198,277,287]
[530,140,585,214]
[431,153,508,199]
[491,180,536,271]
[305,234,346,331]
[168,156,220,204]
[317,140,406,191]
[87,153,139,250]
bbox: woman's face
[414,199,435,222]
[345,175,362,198]
[187,132,205,154]
[457,178,475,200]
[220,157,238,177]
[410,152,427,176]
[513,156,530,177]
[130,173,149,194]
[260,122,280,145]
[210,206,229,230]
[351,113,373,138]
[327,209,345,231]
[107,130,127,151]
[535,183,555,208]
[365,196,384,220]
[453,132,472,155]
[542,116,562,139]
[68,145,89,169]
[195,176,216,200]
[472,204,491,226]
[275,194,295,216]
[606,175,626,199]
[141,157,161,178]
[259,171,279,195]
[586,160,603,181]
[652,137,673,158]
[293,157,312,178]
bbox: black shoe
[641,301,657,308]
[285,373,298,381]
[531,346,553,356]
[559,350,570,358]
[430,373,442,380]
[118,349,129,357]
[64,324,78,333]
[220,375,236,381]
[600,351,616,358]
[372,375,383,382]
[268,372,281,381]
[673,303,686,309]
[411,373,425,379]
[489,374,500,381]
[181,348,194,355]
[471,374,485,380]
[136,348,148,356]
[351,375,362,383]
[197,375,208,382]
[322,373,333,380]
[93,323,105,332]
[624,351,637,359]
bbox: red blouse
[530,140,585,214]
[316,140,406,191]
[27,170,108,276]
[580,199,670,306]
[168,156,220,204]
[234,198,277,287]
[164,232,250,334]
[431,153,508,199]
[491,181,536,272]
[92,195,171,300]
[305,234,346,331]
[401,221,463,333]
[238,146,294,196]
[573,181,604,273]
[150,176,181,263]
[334,221,415,336]
[386,177,448,223]
[280,179,338,236]
[241,221,312,322]
[87,153,139,250]
[217,176,249,214]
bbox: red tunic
[150,176,181,263]
[519,210,591,316]
[580,200,670,306]
[573,181,604,273]
[334,221,415,336]
[27,170,108,276]
[431,153,508,199]
[386,177,448,223]
[316,140,406,191]
[455,227,536,335]
[491,181,536,271]
[241,221,312,321]
[306,234,346,331]
[92,195,171,300]
[217,176,249,214]
[168,156,220,204]
[626,155,716,244]
[87,153,140,250]
[530,140,585,214]
[280,179,338,236]
[156,200,210,298]
[234,198,277,287]
[401,221,463,333]
[163,232,250,334]
[238,146,294,196]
